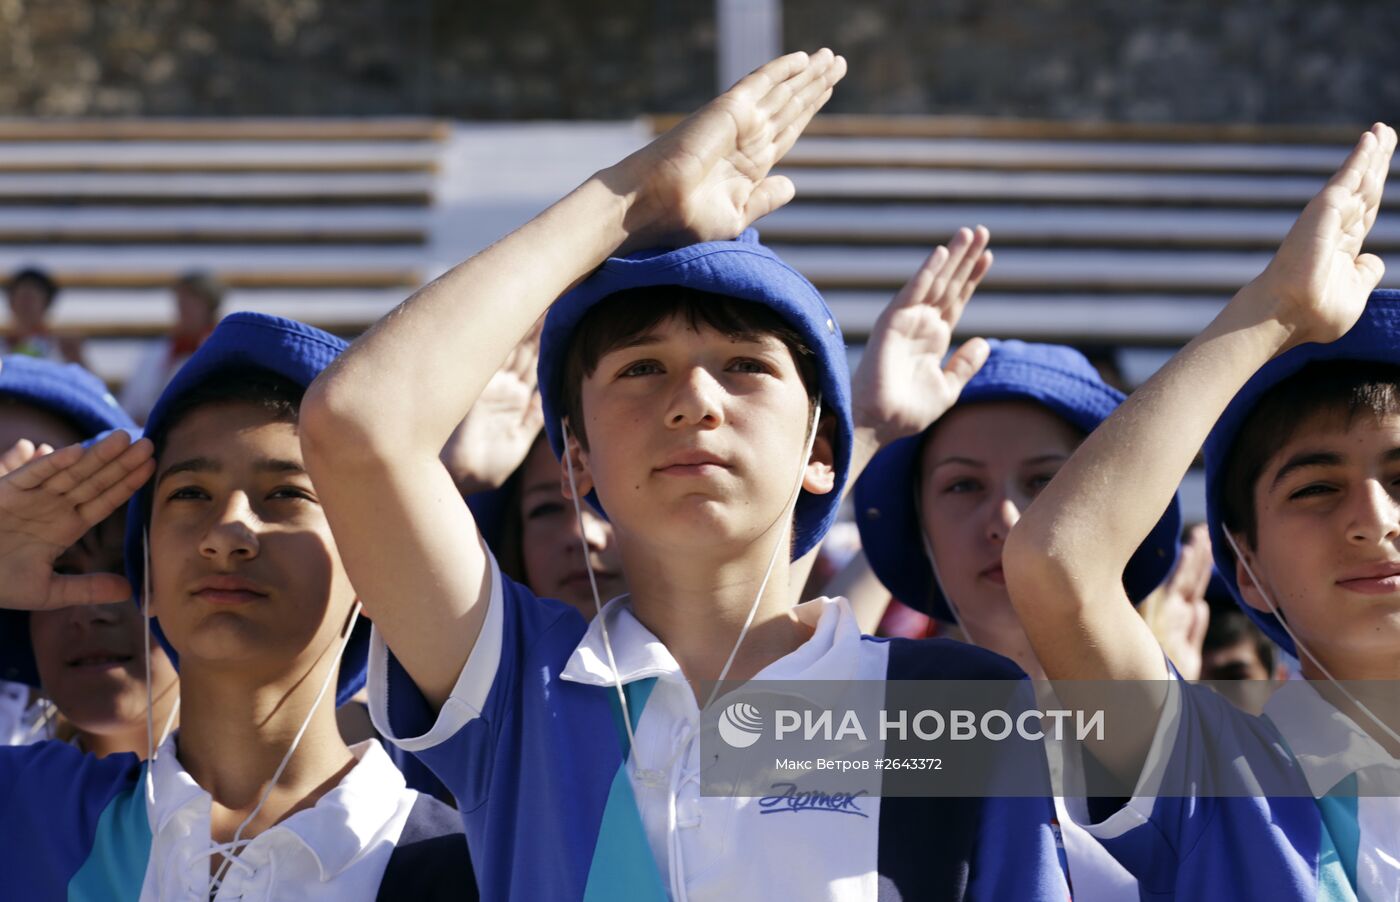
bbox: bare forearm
[307,175,635,456]
[1010,283,1293,592]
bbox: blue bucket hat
[1204,288,1400,657]
[0,357,136,686]
[122,313,369,706]
[537,229,853,559]
[854,340,1183,622]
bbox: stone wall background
[0,0,1393,122]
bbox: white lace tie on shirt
[561,395,824,902]
[664,723,705,902]
[189,838,259,899]
[1223,529,1400,748]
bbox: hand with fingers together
[1140,524,1214,682]
[1252,122,1398,350]
[852,225,995,450]
[0,430,154,611]
[441,319,546,496]
[605,48,848,251]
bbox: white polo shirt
[560,594,889,902]
[1063,672,1400,901]
[141,735,418,901]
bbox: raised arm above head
[300,50,847,710]
[1003,123,1395,779]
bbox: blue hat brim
[537,229,853,559]
[855,340,1182,620]
[123,313,367,706]
[0,355,134,439]
[1204,288,1400,658]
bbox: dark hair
[1203,606,1276,674]
[8,267,58,306]
[560,286,819,450]
[148,368,304,456]
[1221,360,1400,546]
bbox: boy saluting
[302,51,1069,900]
[1006,124,1400,900]
[0,317,472,900]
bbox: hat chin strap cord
[142,529,157,805]
[911,482,981,648]
[1223,529,1400,749]
[142,530,365,896]
[140,532,182,786]
[561,396,822,902]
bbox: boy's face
[567,314,834,556]
[148,401,357,684]
[919,401,1079,636]
[30,511,177,736]
[1236,409,1400,673]
[519,435,624,616]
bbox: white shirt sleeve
[366,551,506,753]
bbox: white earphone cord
[142,529,156,804]
[209,601,362,894]
[1223,529,1400,748]
[562,422,646,763]
[142,528,364,894]
[560,396,823,761]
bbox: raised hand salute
[852,225,994,453]
[1253,123,1396,351]
[0,430,153,611]
[605,49,849,250]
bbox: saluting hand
[607,49,848,251]
[441,318,545,496]
[852,226,994,446]
[0,430,154,611]
[1255,123,1396,350]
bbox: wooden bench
[758,204,1400,251]
[0,119,449,142]
[0,117,443,384]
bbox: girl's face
[919,401,1081,653]
[519,436,625,618]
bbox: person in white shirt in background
[121,272,225,424]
